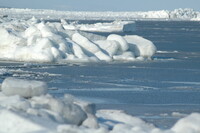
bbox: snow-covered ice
[0,77,200,133]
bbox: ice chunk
[122,21,136,32]
[0,94,31,111]
[124,35,157,58]
[1,77,48,98]
[57,125,108,133]
[31,94,87,125]
[24,25,40,38]
[107,34,129,52]
[82,114,99,129]
[172,113,200,133]
[62,94,99,128]
[0,90,87,127]
[97,110,155,130]
[0,27,25,46]
[0,109,58,133]
[50,99,87,125]
[95,40,120,56]
[0,69,12,77]
[71,21,136,32]
[113,52,135,61]
[74,98,99,128]
[66,38,89,59]
[72,33,112,61]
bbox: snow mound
[0,18,156,63]
[2,77,48,98]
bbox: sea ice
[0,18,156,63]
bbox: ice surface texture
[0,17,156,63]
[0,77,200,133]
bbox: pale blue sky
[0,0,200,11]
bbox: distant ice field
[0,20,200,129]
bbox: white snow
[0,78,200,133]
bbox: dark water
[0,21,200,129]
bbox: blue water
[0,21,200,129]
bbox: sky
[0,0,200,11]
